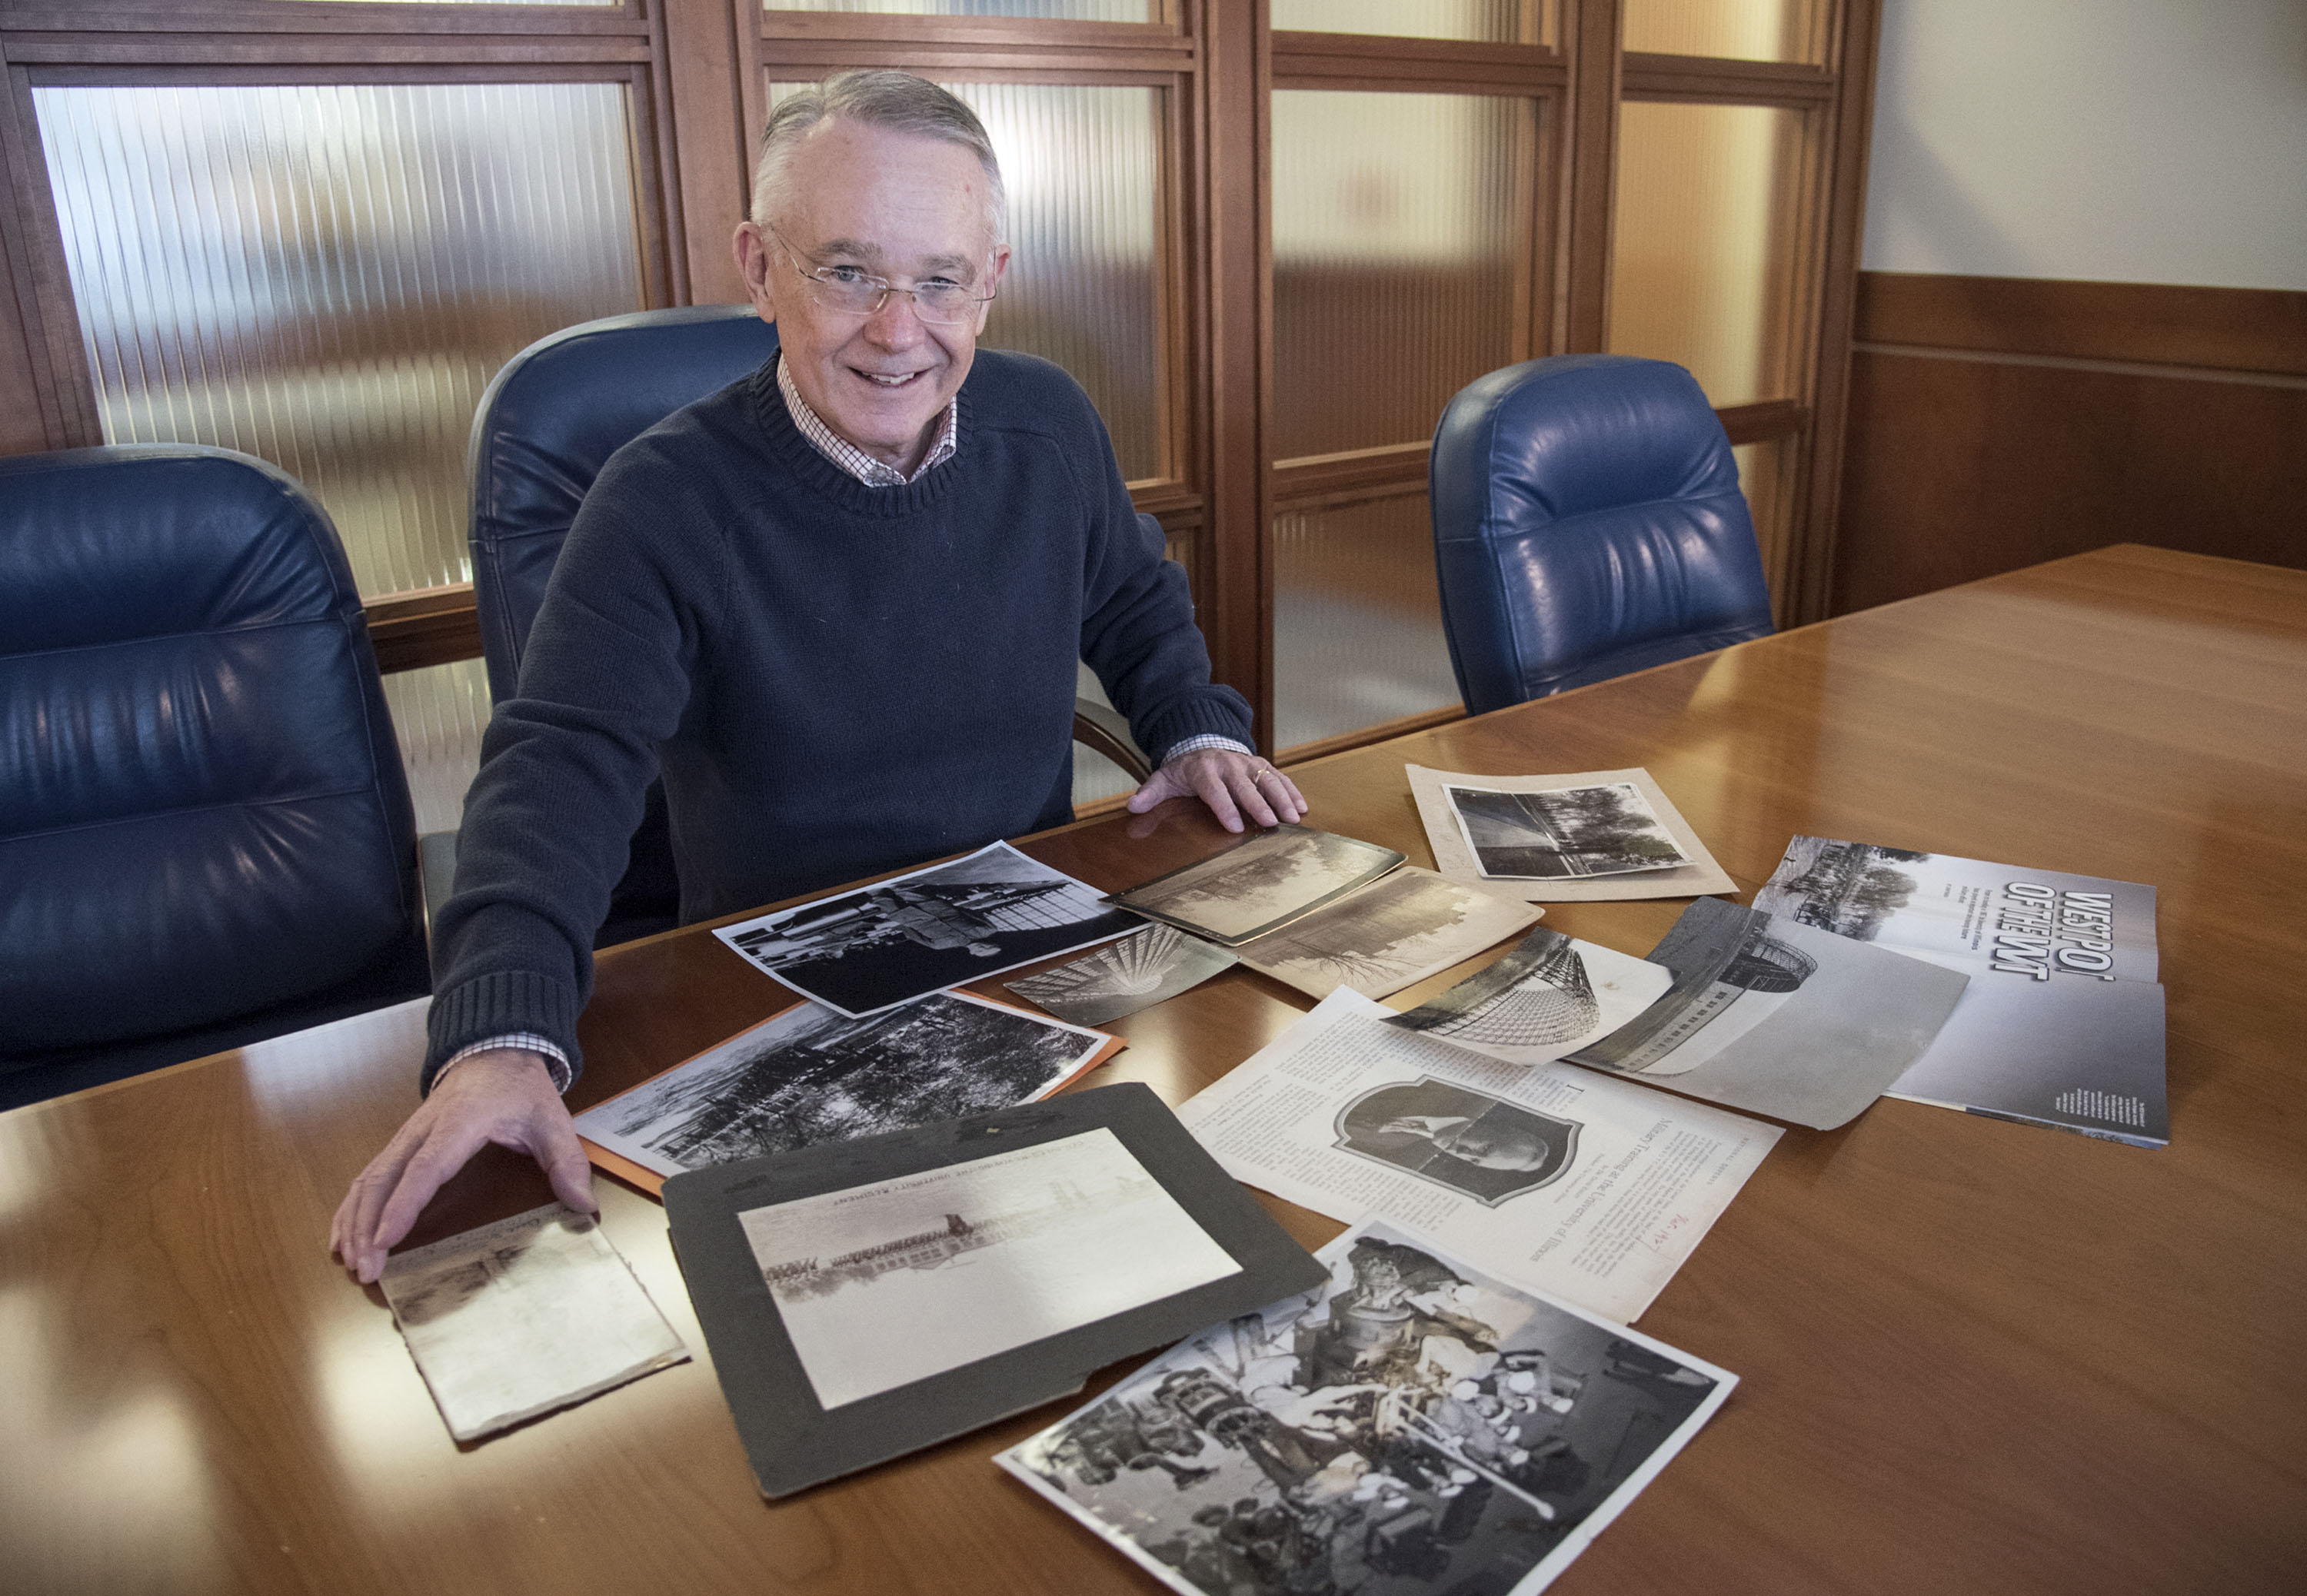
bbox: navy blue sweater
[423,351,1250,1086]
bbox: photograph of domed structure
[1007,923,1240,1026]
[1384,926,1675,1066]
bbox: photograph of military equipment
[1003,1221,1729,1596]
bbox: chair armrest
[1071,697,1152,783]
[418,830,459,948]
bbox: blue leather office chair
[0,445,430,1109]
[466,304,1152,945]
[1430,354,1776,716]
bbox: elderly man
[332,71,1304,1282]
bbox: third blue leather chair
[0,445,428,1109]
[1430,354,1776,716]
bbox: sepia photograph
[739,1127,1242,1410]
[1335,1078,1582,1206]
[712,840,1144,1017]
[380,1204,689,1443]
[1236,866,1540,1002]
[1000,1218,1734,1596]
[1007,925,1240,1026]
[1384,926,1674,1066]
[1108,825,1405,946]
[574,993,1113,1183]
[1445,783,1689,880]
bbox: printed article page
[1178,991,1779,1322]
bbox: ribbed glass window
[1623,0,1823,63]
[1608,99,1807,407]
[766,79,1166,483]
[1272,91,1523,461]
[1273,0,1544,44]
[1274,493,1460,751]
[768,2,1155,19]
[33,81,646,599]
[380,657,494,836]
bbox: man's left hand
[1126,748,1308,833]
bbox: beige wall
[1861,0,2307,290]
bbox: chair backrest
[470,304,781,699]
[1430,353,1775,717]
[0,445,427,1072]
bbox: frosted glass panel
[380,656,493,836]
[35,82,644,599]
[1609,100,1806,407]
[1273,91,1523,460]
[1624,0,1822,62]
[1273,0,1543,44]
[1274,492,1460,750]
[767,80,1165,480]
[770,2,1154,19]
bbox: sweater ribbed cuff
[1138,695,1257,767]
[422,970,583,1096]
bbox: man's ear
[975,242,1013,332]
[734,222,777,324]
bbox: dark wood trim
[1560,0,1620,353]
[1620,52,1833,103]
[365,585,481,676]
[1787,0,1880,627]
[1197,0,1271,753]
[1854,271,2307,378]
[1717,397,1810,444]
[1277,703,1463,767]
[0,59,99,447]
[661,0,753,305]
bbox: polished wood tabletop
[5,544,2303,1594]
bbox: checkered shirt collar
[776,354,959,487]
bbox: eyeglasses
[767,225,996,326]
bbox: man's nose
[862,288,928,346]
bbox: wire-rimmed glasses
[766,224,997,326]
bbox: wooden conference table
[5,544,2303,1594]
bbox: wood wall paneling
[1833,272,2307,616]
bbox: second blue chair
[1430,354,1776,716]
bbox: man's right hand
[329,1048,598,1285]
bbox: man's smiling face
[737,118,1008,475]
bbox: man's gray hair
[751,70,1007,245]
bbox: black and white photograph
[1563,897,1971,1130]
[1406,766,1736,904]
[1007,925,1241,1027]
[1236,866,1542,1002]
[1445,783,1689,880]
[1385,926,1674,1066]
[379,1204,689,1442]
[1108,825,1405,946]
[573,993,1114,1183]
[712,840,1144,1018]
[1336,1079,1581,1206]
[998,1218,1735,1596]
[738,1127,1243,1410]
